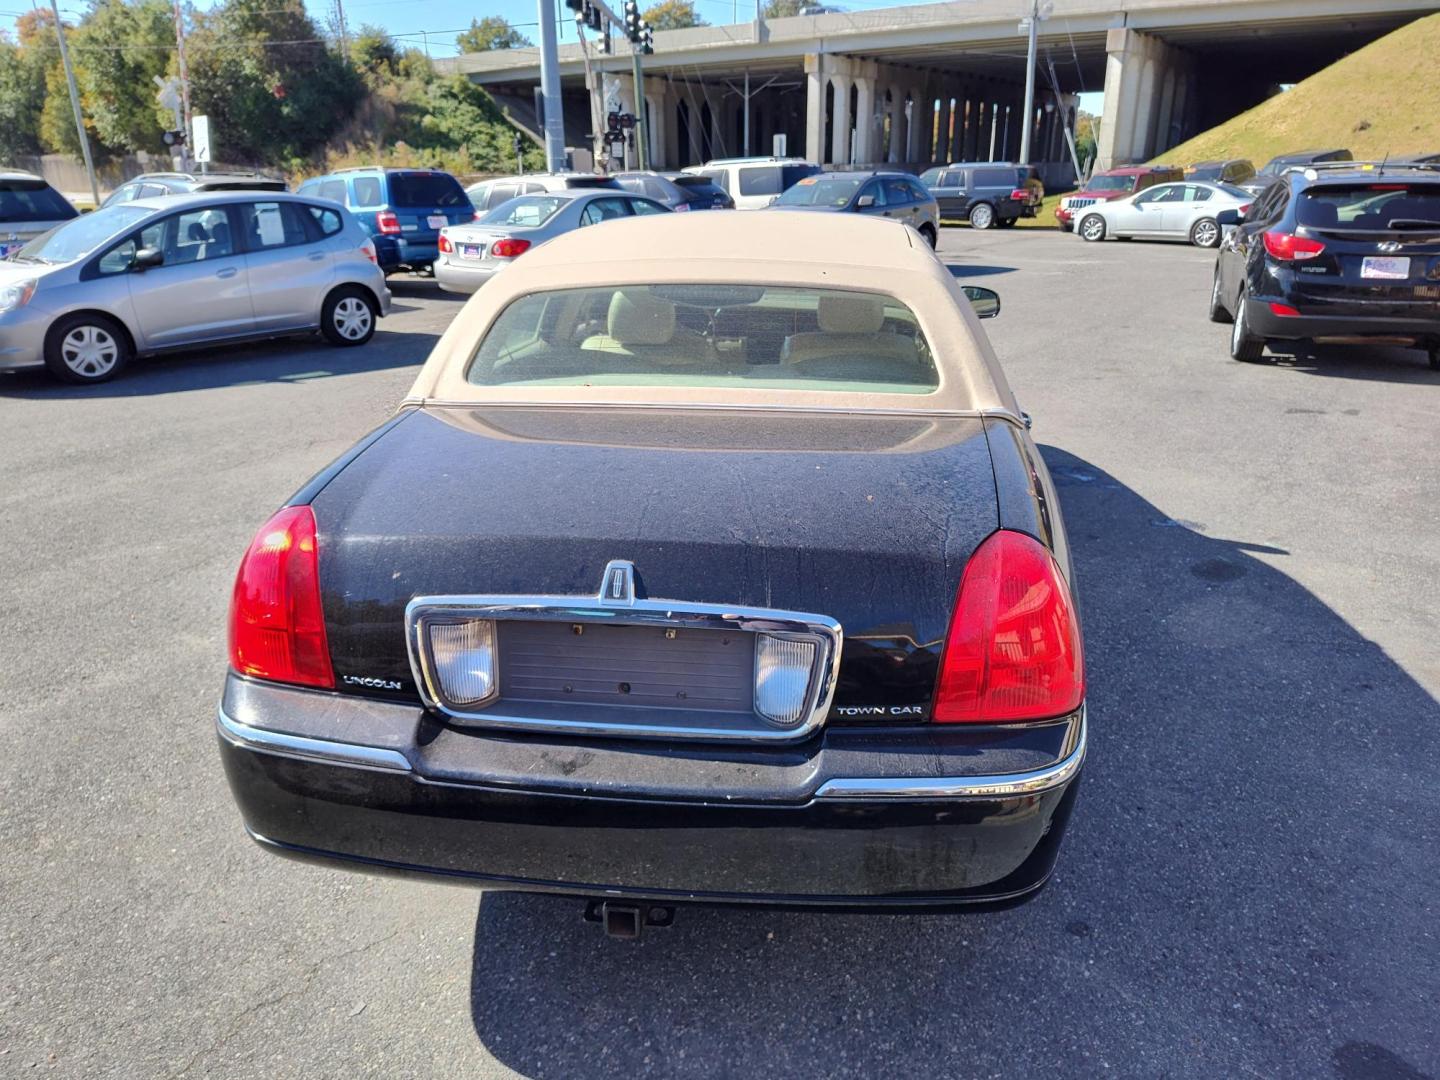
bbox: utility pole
[172,0,192,170]
[537,0,567,171]
[48,0,99,207]
[1018,0,1038,164]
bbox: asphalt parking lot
[2,229,1438,1079]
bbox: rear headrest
[817,294,886,334]
[608,290,676,346]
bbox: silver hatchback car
[0,192,390,384]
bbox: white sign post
[772,133,787,157]
[192,115,211,169]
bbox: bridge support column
[1097,27,1194,169]
[852,67,877,164]
[831,71,854,165]
[887,85,905,162]
[804,54,826,164]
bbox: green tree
[455,16,530,53]
[1074,111,1097,170]
[185,0,362,164]
[72,0,175,154]
[0,29,48,159]
[762,0,805,17]
[643,0,705,30]
[350,23,398,74]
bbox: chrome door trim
[405,584,843,744]
[216,707,413,772]
[814,708,1086,800]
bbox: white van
[681,158,821,210]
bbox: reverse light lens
[489,238,532,258]
[229,505,334,689]
[376,210,401,235]
[428,619,496,706]
[754,634,816,727]
[1263,230,1325,261]
[0,279,37,314]
[933,530,1084,723]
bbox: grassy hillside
[1156,13,1440,167]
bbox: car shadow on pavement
[387,277,467,303]
[0,330,436,398]
[1260,342,1440,385]
[943,262,1018,279]
[468,449,1440,1080]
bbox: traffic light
[623,0,640,41]
[641,25,653,54]
[161,129,186,147]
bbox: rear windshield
[1297,184,1440,230]
[672,176,723,193]
[0,179,78,223]
[480,196,567,227]
[1085,174,1137,193]
[738,164,819,197]
[774,176,861,207]
[389,172,467,208]
[467,285,936,394]
[16,204,150,263]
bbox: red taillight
[1238,204,1251,216]
[1269,302,1301,317]
[376,210,401,235]
[1263,230,1325,261]
[490,238,531,258]
[473,210,484,221]
[1010,188,1028,201]
[438,233,453,254]
[359,239,376,264]
[933,530,1084,723]
[229,505,333,689]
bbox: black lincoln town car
[216,212,1086,932]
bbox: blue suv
[296,168,472,274]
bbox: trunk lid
[310,406,1001,722]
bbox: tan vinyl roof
[403,211,1020,416]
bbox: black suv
[917,163,1031,229]
[1209,163,1440,370]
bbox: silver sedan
[1075,181,1253,247]
[0,192,390,384]
[435,190,669,295]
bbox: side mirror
[962,285,1000,320]
[1215,208,1241,227]
[856,195,876,208]
[132,246,164,271]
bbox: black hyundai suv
[1208,163,1440,370]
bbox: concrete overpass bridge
[440,0,1440,179]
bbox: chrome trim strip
[216,708,413,773]
[405,588,843,744]
[404,398,1027,428]
[813,709,1086,800]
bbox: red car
[1056,165,1184,231]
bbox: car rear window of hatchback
[0,179,78,223]
[1297,184,1440,229]
[467,284,938,394]
[390,172,468,207]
